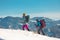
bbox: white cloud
[0,12,60,20]
[30,12,60,20]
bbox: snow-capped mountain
[0,16,60,38]
[0,16,22,29]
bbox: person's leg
[41,28,45,35]
[25,24,30,31]
[37,27,40,34]
[22,25,25,30]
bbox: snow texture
[0,29,60,40]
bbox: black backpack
[25,15,30,23]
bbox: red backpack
[40,19,46,28]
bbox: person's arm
[19,17,25,23]
[34,23,38,28]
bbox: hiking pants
[22,24,30,31]
[37,27,45,35]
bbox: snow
[30,20,36,22]
[57,24,60,26]
[0,29,60,40]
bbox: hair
[23,13,26,15]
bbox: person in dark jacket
[35,19,45,35]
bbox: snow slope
[0,29,60,40]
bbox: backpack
[40,19,46,28]
[37,21,41,27]
[25,15,30,23]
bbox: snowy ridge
[0,29,60,40]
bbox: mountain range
[0,16,60,38]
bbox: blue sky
[0,0,60,19]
